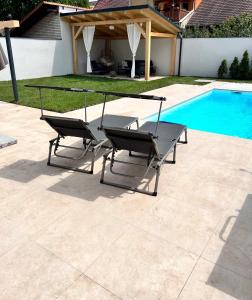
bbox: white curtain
[0,42,8,71]
[82,26,95,73]
[127,24,142,78]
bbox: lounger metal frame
[25,85,165,174]
[47,133,109,174]
[100,127,187,196]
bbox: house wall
[180,38,252,77]
[194,0,202,9]
[0,21,73,81]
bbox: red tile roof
[95,0,129,9]
[188,0,252,26]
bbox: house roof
[188,0,252,26]
[95,0,129,10]
[12,1,88,36]
[61,5,180,38]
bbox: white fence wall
[1,27,251,81]
[180,38,252,77]
[0,21,73,81]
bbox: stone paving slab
[0,82,251,299]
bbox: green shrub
[249,60,252,79]
[229,57,240,79]
[218,60,228,79]
[239,50,250,79]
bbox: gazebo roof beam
[71,17,150,27]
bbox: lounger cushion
[139,121,186,157]
[43,114,138,142]
[43,115,95,139]
[140,121,185,141]
[103,127,159,156]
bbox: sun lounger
[43,114,138,174]
[100,121,187,196]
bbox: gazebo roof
[60,5,180,39]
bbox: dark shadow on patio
[48,151,160,201]
[0,140,162,201]
[207,194,252,299]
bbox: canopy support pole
[4,27,19,102]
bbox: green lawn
[0,75,205,113]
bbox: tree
[218,60,228,79]
[0,0,89,21]
[229,57,240,79]
[239,50,250,79]
[184,13,252,38]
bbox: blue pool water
[150,89,252,140]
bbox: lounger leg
[90,151,96,175]
[153,166,161,197]
[47,138,57,166]
[100,153,109,184]
[185,128,188,144]
[136,119,139,129]
[173,144,176,164]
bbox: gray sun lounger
[100,121,187,196]
[43,114,138,174]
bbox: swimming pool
[149,89,252,140]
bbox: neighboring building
[188,0,252,26]
[12,1,87,39]
[155,0,201,22]
[94,0,202,23]
[89,0,98,8]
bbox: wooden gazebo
[61,5,181,80]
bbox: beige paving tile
[58,275,120,300]
[166,177,248,214]
[202,194,252,280]
[36,207,129,272]
[0,217,29,257]
[163,155,252,192]
[86,227,198,300]
[0,241,81,300]
[123,196,222,255]
[178,258,252,300]
[0,189,73,236]
[1,82,252,299]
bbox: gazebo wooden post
[72,26,79,74]
[145,20,151,81]
[170,36,177,76]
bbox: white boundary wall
[1,27,251,80]
[180,38,252,78]
[0,21,73,81]
[106,37,252,78]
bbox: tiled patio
[0,82,251,299]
